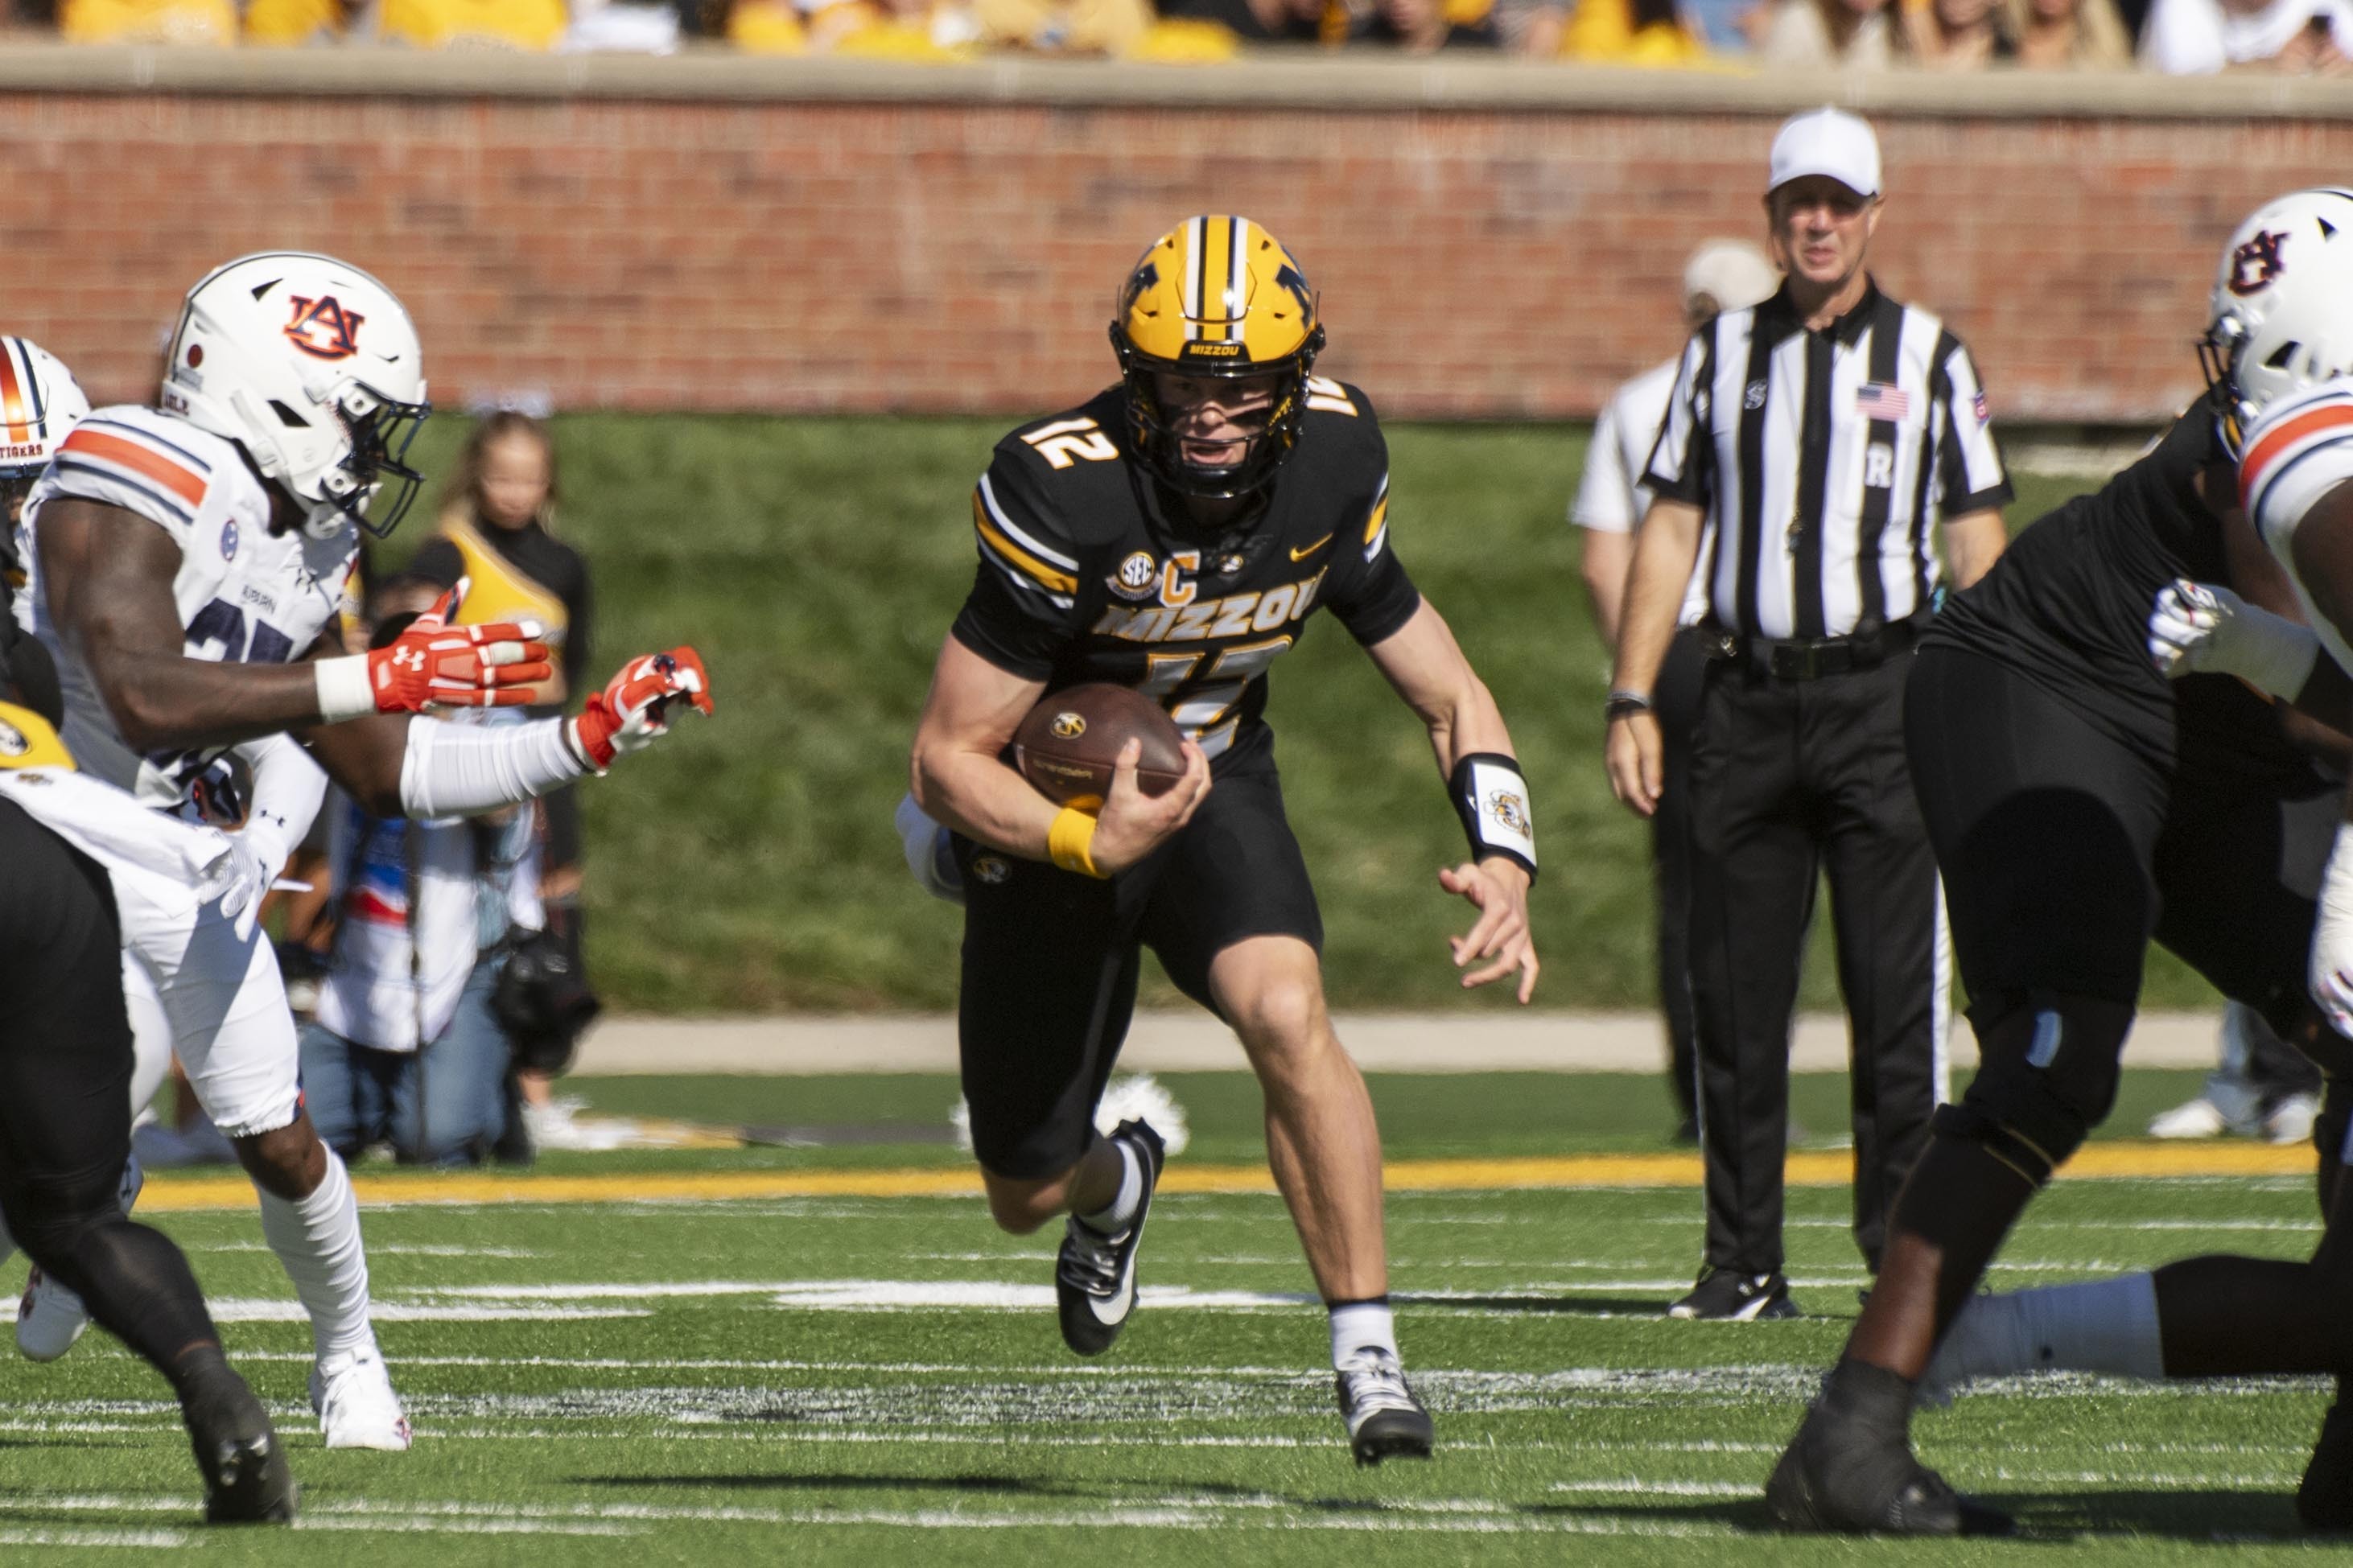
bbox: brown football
[1013,683,1188,805]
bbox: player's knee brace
[1941,991,2135,1185]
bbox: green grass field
[0,1068,2334,1563]
[377,414,2229,1016]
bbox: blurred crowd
[5,0,2348,72]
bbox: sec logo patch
[220,520,239,561]
[1106,550,1156,602]
[0,719,25,757]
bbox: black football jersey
[1926,405,2310,781]
[1925,408,2235,760]
[950,380,1423,774]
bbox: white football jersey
[12,405,358,809]
[2242,379,2353,680]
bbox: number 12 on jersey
[1137,637,1293,759]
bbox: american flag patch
[1856,383,1910,420]
[1973,390,1991,422]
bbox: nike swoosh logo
[1289,533,1333,562]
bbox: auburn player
[909,216,1539,1465]
[13,252,712,1450]
[1909,191,2353,1533]
[0,338,90,606]
[1766,191,2353,1534]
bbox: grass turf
[0,1068,2327,1563]
[371,414,2229,1015]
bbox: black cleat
[1055,1119,1164,1357]
[183,1366,297,1525]
[1667,1269,1799,1322]
[1335,1348,1434,1467]
[2299,1397,2353,1530]
[1765,1367,2010,1537]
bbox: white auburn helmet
[2203,188,2353,457]
[161,252,429,540]
[0,336,91,486]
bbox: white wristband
[315,654,375,724]
[2310,821,2353,1035]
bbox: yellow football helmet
[1110,215,1325,500]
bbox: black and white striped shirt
[1643,281,2011,641]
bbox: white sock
[1936,1272,2165,1387]
[256,1148,377,1364]
[1078,1139,1143,1235]
[1329,1298,1399,1369]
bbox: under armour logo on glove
[367,578,553,713]
[570,648,715,771]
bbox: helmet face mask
[1110,216,1325,504]
[317,379,431,539]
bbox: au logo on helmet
[1051,712,1087,740]
[2228,230,2289,297]
[284,294,366,361]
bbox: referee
[1605,107,2012,1321]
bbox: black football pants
[1650,628,1709,1131]
[1686,651,1943,1279]
[0,800,224,1385]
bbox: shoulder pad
[39,407,234,541]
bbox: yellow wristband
[1047,805,1106,879]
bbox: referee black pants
[1650,628,1710,1131]
[1686,651,1943,1279]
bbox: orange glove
[365,578,552,713]
[571,648,714,770]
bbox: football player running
[0,337,90,599]
[1764,190,2353,1535]
[909,216,1539,1466]
[1910,191,2353,1533]
[11,253,713,1450]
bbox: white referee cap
[1768,107,1881,200]
[1683,241,1779,315]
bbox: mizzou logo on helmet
[1050,711,1087,740]
[284,294,365,361]
[2228,230,2289,297]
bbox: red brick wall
[2,88,2339,422]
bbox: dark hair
[365,570,445,652]
[440,410,559,533]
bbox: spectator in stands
[406,411,604,1152]
[377,0,569,46]
[2141,0,2353,70]
[1511,0,1708,60]
[298,576,538,1169]
[56,0,233,43]
[1753,0,1904,62]
[1160,0,1497,47]
[1906,0,2018,60]
[2004,0,2133,64]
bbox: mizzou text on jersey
[951,381,1420,771]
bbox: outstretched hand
[1440,859,1539,1004]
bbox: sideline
[570,1010,2227,1076]
[134,1138,2306,1212]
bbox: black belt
[1698,613,1930,683]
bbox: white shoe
[18,1155,142,1361]
[310,1349,413,1451]
[2147,1097,2229,1139]
[2268,1092,2321,1146]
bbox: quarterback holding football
[908,216,1541,1464]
